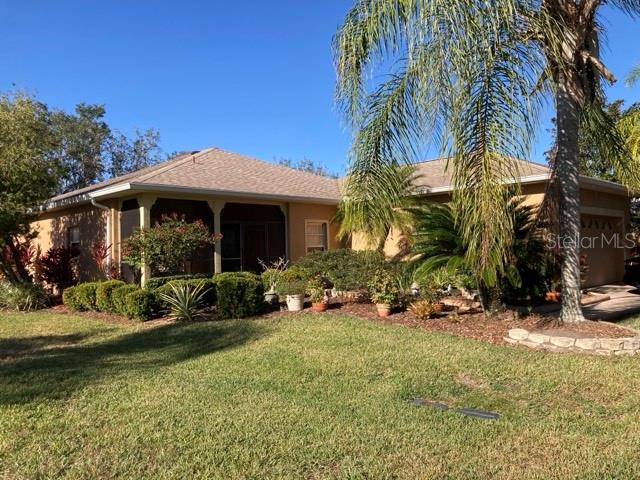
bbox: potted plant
[277,266,308,312]
[307,275,328,312]
[259,257,288,306]
[368,269,397,317]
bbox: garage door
[580,214,625,287]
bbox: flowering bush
[122,215,220,276]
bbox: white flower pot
[285,294,305,312]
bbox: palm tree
[334,0,640,323]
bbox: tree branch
[581,50,616,83]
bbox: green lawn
[2,312,640,479]
[619,313,640,330]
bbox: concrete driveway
[582,285,640,320]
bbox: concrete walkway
[582,285,640,321]
[531,285,640,321]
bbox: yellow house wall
[352,182,631,286]
[30,203,111,281]
[287,202,342,261]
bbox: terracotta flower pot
[312,301,328,312]
[376,303,391,317]
[545,291,561,303]
[433,302,445,314]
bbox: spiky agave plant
[159,281,210,322]
[334,0,640,323]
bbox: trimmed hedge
[122,289,158,321]
[95,280,126,312]
[145,274,209,291]
[74,282,99,311]
[62,286,82,311]
[155,278,216,312]
[112,284,139,316]
[213,272,264,319]
[292,249,387,291]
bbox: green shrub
[158,281,210,321]
[368,269,397,305]
[214,272,264,319]
[292,249,387,291]
[73,282,100,311]
[123,289,159,321]
[95,280,126,312]
[112,284,139,316]
[275,265,308,296]
[0,281,49,311]
[62,286,81,310]
[145,273,209,290]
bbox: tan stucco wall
[31,203,109,281]
[352,182,631,286]
[287,202,342,261]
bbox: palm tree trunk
[555,76,586,324]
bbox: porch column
[208,200,225,274]
[138,194,156,286]
[279,203,289,260]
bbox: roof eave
[89,182,340,205]
[419,173,633,197]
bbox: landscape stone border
[505,327,640,356]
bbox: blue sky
[1,1,638,173]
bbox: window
[305,221,328,253]
[67,226,80,249]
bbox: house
[356,158,631,287]
[33,148,343,285]
[31,148,632,287]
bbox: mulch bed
[265,299,637,345]
[47,296,638,346]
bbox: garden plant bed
[272,299,637,346]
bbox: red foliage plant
[36,246,79,292]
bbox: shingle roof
[47,149,558,207]
[50,147,342,204]
[48,151,195,203]
[412,157,550,191]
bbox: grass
[618,312,640,330]
[2,312,640,479]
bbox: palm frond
[581,101,640,190]
[334,0,546,284]
[337,163,418,244]
[609,0,640,18]
[626,63,640,87]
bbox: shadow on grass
[0,320,266,405]
[0,333,97,360]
